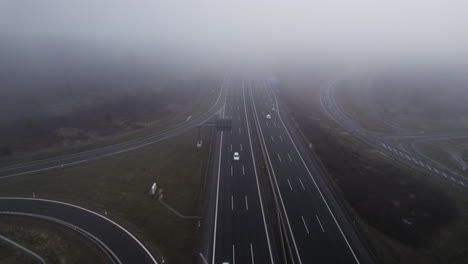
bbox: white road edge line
[250,243,255,264]
[211,74,229,264]
[233,244,236,264]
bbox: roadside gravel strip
[0,76,227,179]
[0,198,158,264]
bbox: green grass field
[0,127,213,263]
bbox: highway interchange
[4,71,465,264]
[320,77,468,192]
[0,79,229,264]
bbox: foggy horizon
[1,0,468,70]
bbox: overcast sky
[1,0,467,66]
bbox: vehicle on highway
[233,152,240,161]
[266,114,271,119]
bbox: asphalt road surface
[0,81,227,179]
[249,79,373,264]
[210,75,277,264]
[0,198,157,264]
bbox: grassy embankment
[281,81,468,264]
[0,215,110,264]
[0,81,219,167]
[332,78,396,133]
[0,127,213,264]
[414,141,467,179]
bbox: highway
[0,198,157,264]
[210,75,276,264]
[0,79,227,179]
[249,79,373,264]
[320,77,468,191]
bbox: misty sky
[1,0,468,66]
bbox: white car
[266,114,271,120]
[233,152,240,161]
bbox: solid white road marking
[242,165,245,175]
[316,214,325,232]
[245,196,249,211]
[231,196,234,211]
[288,153,292,162]
[287,179,293,191]
[301,216,310,235]
[233,244,236,264]
[298,178,306,190]
[277,153,282,162]
[211,129,224,264]
[250,243,255,264]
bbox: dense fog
[1,0,467,69]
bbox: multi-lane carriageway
[210,75,370,264]
[212,76,276,264]
[248,79,361,264]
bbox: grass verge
[0,83,219,167]
[0,215,110,264]
[0,127,213,263]
[414,141,467,178]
